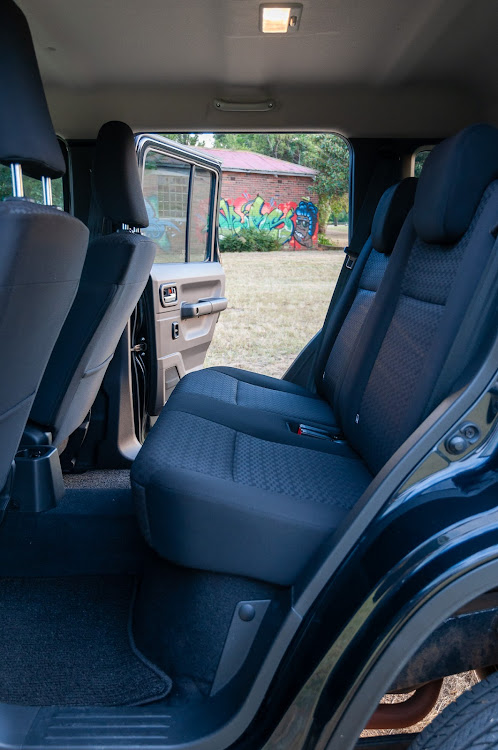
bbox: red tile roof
[192,147,317,177]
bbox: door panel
[135,135,225,419]
[148,262,225,414]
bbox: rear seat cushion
[173,366,336,426]
[132,407,372,585]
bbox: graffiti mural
[219,193,319,248]
[294,200,319,248]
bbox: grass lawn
[204,250,344,378]
[326,223,349,247]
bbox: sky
[198,133,215,147]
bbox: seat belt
[326,158,397,309]
[312,155,399,384]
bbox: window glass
[142,149,190,263]
[0,165,64,208]
[414,149,431,178]
[189,167,214,262]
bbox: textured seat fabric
[173,366,337,426]
[132,125,498,585]
[172,177,417,427]
[132,406,372,585]
[29,122,156,448]
[0,1,88,492]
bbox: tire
[410,671,498,749]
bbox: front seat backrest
[0,0,88,493]
[29,121,156,448]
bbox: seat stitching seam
[0,389,37,423]
[398,290,446,308]
[232,432,237,482]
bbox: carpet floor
[0,576,172,706]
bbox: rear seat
[171,177,417,427]
[132,124,498,586]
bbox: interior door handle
[159,284,177,307]
[181,297,228,319]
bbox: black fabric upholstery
[132,124,498,585]
[0,203,88,490]
[341,180,498,475]
[30,231,156,446]
[322,246,390,407]
[166,391,356,458]
[93,121,149,229]
[0,0,88,491]
[173,367,336,426]
[414,124,498,244]
[0,1,66,178]
[371,178,418,254]
[318,178,417,398]
[132,408,371,585]
[29,119,156,447]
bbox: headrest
[371,178,417,254]
[413,123,498,245]
[93,121,149,229]
[0,1,65,179]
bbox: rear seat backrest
[338,124,498,475]
[322,178,417,408]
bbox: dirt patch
[361,672,478,739]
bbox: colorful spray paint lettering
[219,194,319,248]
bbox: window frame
[135,134,221,264]
[411,145,434,178]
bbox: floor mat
[0,576,172,706]
[63,470,131,490]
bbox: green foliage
[327,192,349,226]
[0,165,64,207]
[214,133,350,231]
[214,133,313,164]
[220,226,281,253]
[414,149,431,178]
[163,133,203,147]
[317,233,332,246]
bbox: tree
[213,133,350,232]
[163,133,203,147]
[214,133,311,164]
[414,149,430,177]
[309,135,350,232]
[0,164,64,206]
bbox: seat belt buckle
[344,246,356,269]
[297,424,345,441]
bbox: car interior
[0,0,498,748]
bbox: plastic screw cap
[239,604,256,622]
[447,435,468,455]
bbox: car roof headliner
[17,0,498,140]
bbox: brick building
[197,148,319,249]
